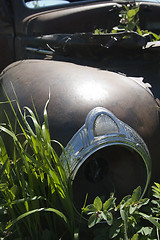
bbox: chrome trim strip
[26,47,53,55]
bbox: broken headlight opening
[61,107,151,207]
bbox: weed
[83,184,160,239]
[94,4,160,42]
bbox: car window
[25,0,70,8]
[25,0,160,9]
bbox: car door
[11,0,121,62]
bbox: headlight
[61,107,151,207]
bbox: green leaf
[42,94,51,144]
[137,198,150,209]
[94,29,104,35]
[120,195,131,209]
[88,213,100,228]
[109,219,121,239]
[152,182,160,199]
[7,207,68,230]
[152,199,160,207]
[8,196,46,206]
[94,196,102,211]
[0,158,9,178]
[131,186,141,203]
[9,185,19,200]
[127,9,137,18]
[129,205,137,215]
[127,21,136,31]
[0,183,8,191]
[82,204,97,214]
[0,125,17,141]
[0,136,9,162]
[149,32,160,41]
[102,211,113,226]
[124,5,129,12]
[138,212,160,229]
[131,233,139,240]
[138,226,153,236]
[103,197,115,211]
[120,208,128,221]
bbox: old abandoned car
[0,0,160,210]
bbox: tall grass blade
[0,86,76,239]
[6,207,68,230]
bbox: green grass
[0,88,76,239]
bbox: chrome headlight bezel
[61,107,151,197]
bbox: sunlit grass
[0,87,76,239]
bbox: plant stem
[157,221,160,240]
[123,210,129,240]
[124,220,129,240]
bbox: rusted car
[0,0,160,206]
